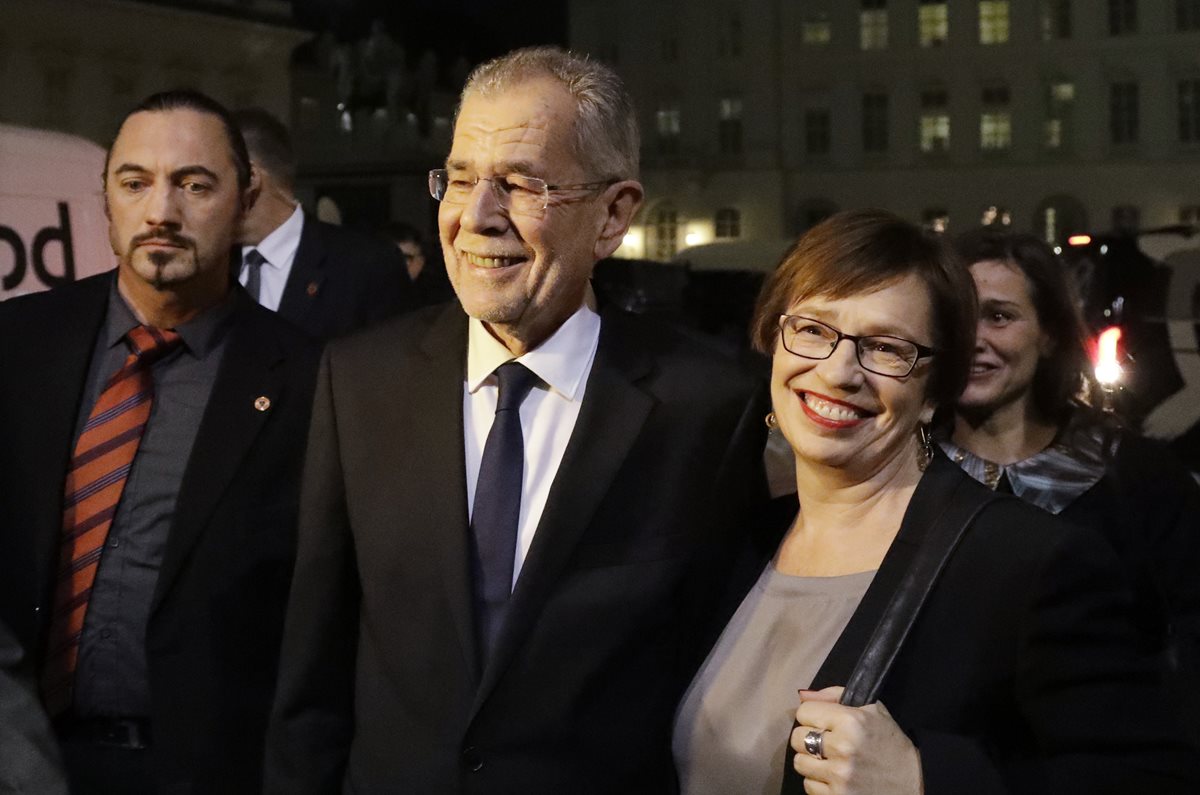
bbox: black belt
[57,716,153,750]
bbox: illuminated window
[981,205,1012,226]
[1045,81,1075,151]
[1110,81,1139,145]
[980,84,1011,151]
[861,0,889,50]
[805,109,831,156]
[922,208,949,233]
[979,1,1009,44]
[1179,79,1200,143]
[803,15,832,45]
[919,1,949,47]
[656,104,681,155]
[718,97,743,155]
[1041,0,1071,39]
[1109,0,1137,35]
[1043,207,1058,243]
[920,88,950,153]
[652,205,679,260]
[715,208,741,238]
[1179,0,1200,30]
[863,91,889,153]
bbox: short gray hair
[460,46,640,181]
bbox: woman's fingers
[798,685,845,704]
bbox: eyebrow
[444,159,540,177]
[112,163,221,183]
[791,306,922,339]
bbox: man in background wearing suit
[266,46,766,793]
[234,108,407,340]
[0,90,320,793]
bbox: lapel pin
[306,281,319,297]
[254,396,271,412]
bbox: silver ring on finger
[803,729,826,760]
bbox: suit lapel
[277,213,326,326]
[411,307,479,680]
[471,308,655,711]
[32,275,114,598]
[151,297,285,615]
[809,455,967,689]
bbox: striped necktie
[40,324,183,715]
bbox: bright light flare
[1067,234,1092,246]
[1094,326,1123,386]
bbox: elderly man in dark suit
[0,90,320,793]
[266,46,767,793]
[233,107,406,340]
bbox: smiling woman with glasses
[671,208,1197,795]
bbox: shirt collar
[105,278,236,359]
[242,203,304,270]
[936,411,1118,514]
[466,286,601,401]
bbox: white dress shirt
[464,291,602,588]
[239,204,304,312]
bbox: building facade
[0,0,305,146]
[570,0,1200,265]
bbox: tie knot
[126,325,183,364]
[494,361,538,413]
[244,249,266,268]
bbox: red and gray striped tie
[40,324,182,716]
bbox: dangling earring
[765,411,778,431]
[917,424,934,471]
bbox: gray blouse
[672,563,875,795]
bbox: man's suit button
[461,746,484,772]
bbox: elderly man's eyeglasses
[778,314,935,378]
[428,169,616,217]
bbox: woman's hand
[791,686,923,795]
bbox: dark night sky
[290,0,569,63]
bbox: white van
[0,123,113,300]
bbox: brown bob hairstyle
[751,208,977,409]
[953,226,1093,423]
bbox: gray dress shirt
[70,283,232,718]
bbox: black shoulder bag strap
[780,486,1001,795]
[839,489,1000,707]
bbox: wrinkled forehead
[448,80,581,177]
[107,108,238,179]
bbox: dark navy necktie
[471,361,539,663]
[243,248,266,303]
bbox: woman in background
[943,227,1200,733]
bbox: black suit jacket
[265,302,768,794]
[275,212,406,341]
[709,456,1198,795]
[0,272,322,793]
